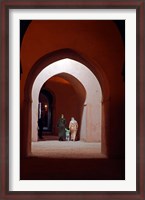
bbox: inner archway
[32,58,102,144]
[39,74,86,140]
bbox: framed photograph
[1,0,144,199]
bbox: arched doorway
[23,49,110,157]
[37,73,87,140]
[32,59,102,144]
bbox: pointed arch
[22,49,110,156]
[32,59,102,143]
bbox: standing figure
[69,117,78,141]
[65,128,70,141]
[57,114,66,141]
[38,117,43,139]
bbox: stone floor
[31,140,106,158]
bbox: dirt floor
[31,140,105,158]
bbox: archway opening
[37,73,86,141]
[21,48,111,158]
[31,58,102,157]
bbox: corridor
[20,20,125,181]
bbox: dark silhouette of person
[57,114,66,141]
[38,117,43,139]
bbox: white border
[9,9,136,191]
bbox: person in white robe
[69,117,78,141]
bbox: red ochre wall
[20,20,125,159]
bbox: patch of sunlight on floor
[31,140,107,158]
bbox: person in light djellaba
[69,117,78,141]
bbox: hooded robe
[69,118,78,141]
